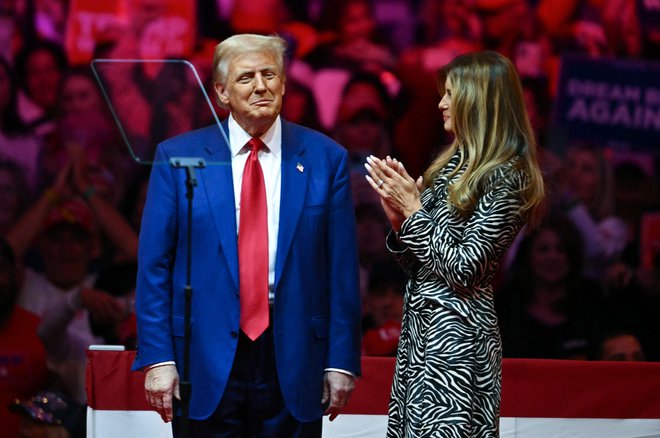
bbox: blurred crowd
[1,0,659,436]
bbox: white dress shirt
[228,114,281,295]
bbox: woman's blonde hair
[424,51,545,227]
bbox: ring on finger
[377,179,385,188]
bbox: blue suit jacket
[133,120,361,421]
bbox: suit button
[231,331,238,339]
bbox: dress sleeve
[397,168,527,296]
[385,229,421,276]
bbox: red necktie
[238,137,269,340]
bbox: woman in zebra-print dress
[365,51,545,437]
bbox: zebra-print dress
[386,152,527,437]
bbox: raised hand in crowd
[66,141,138,261]
[5,160,73,260]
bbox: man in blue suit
[133,33,362,436]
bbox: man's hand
[145,364,180,423]
[322,371,355,421]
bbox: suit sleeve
[326,149,362,376]
[132,145,179,370]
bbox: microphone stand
[169,157,206,438]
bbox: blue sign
[554,54,660,149]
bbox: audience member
[603,264,660,361]
[410,0,482,71]
[512,11,553,81]
[0,56,42,192]
[68,147,138,263]
[310,0,395,73]
[560,142,627,281]
[0,238,48,438]
[596,330,646,362]
[474,0,530,58]
[537,0,609,56]
[370,0,417,53]
[281,77,324,133]
[354,203,390,298]
[10,390,86,438]
[394,0,482,178]
[537,0,643,57]
[0,161,32,236]
[7,149,138,268]
[333,72,395,171]
[15,198,123,403]
[89,261,138,349]
[229,0,290,35]
[497,215,606,359]
[613,160,657,269]
[14,40,68,134]
[361,257,406,357]
[41,68,127,201]
[0,0,36,62]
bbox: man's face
[214,50,285,136]
[601,335,645,361]
[39,224,93,290]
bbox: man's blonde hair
[212,34,287,86]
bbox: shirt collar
[228,114,282,158]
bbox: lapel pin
[296,162,304,173]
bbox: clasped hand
[364,155,424,232]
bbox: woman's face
[60,75,104,116]
[529,228,569,285]
[340,1,375,42]
[24,49,62,111]
[438,77,453,132]
[567,149,600,203]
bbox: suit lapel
[201,120,239,291]
[274,122,307,290]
